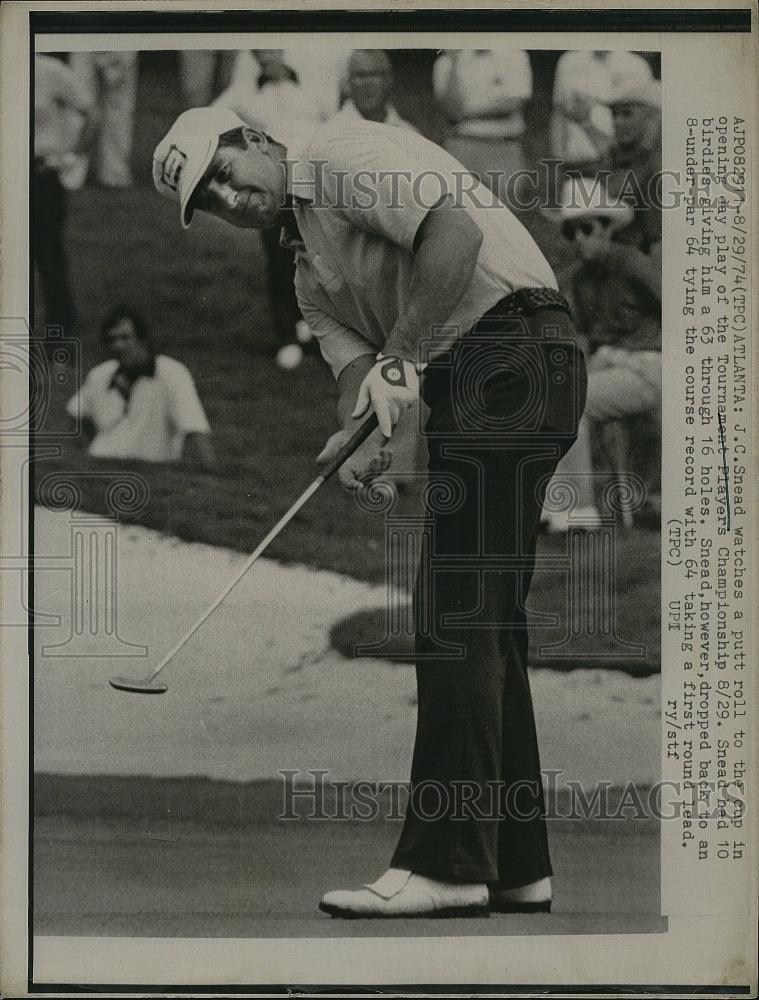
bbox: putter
[110,413,379,694]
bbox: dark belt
[480,287,572,322]
[422,287,576,409]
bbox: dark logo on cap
[161,144,187,191]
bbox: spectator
[550,50,653,174]
[216,49,334,152]
[67,51,138,188]
[432,48,532,208]
[179,50,236,108]
[605,78,663,248]
[67,305,215,468]
[222,47,348,124]
[334,49,417,130]
[34,53,94,334]
[542,177,661,532]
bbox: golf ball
[275,343,304,370]
[295,319,313,344]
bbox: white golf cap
[558,177,635,230]
[153,106,247,228]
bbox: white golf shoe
[489,876,553,913]
[319,868,489,919]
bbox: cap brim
[179,136,218,229]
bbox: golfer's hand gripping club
[315,412,380,481]
[316,413,391,491]
[352,355,419,438]
[109,413,379,694]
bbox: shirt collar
[279,212,306,253]
[109,352,156,399]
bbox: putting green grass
[33,774,665,940]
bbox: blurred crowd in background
[34,47,662,528]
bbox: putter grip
[320,413,380,480]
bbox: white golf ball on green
[275,343,304,370]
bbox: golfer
[154,106,586,918]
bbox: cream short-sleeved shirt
[285,118,556,377]
[67,355,211,462]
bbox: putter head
[109,676,169,695]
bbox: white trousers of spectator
[69,52,138,187]
[179,51,217,107]
[98,53,138,186]
[547,347,661,510]
[179,51,235,108]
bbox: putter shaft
[110,414,379,692]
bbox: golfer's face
[197,138,286,229]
